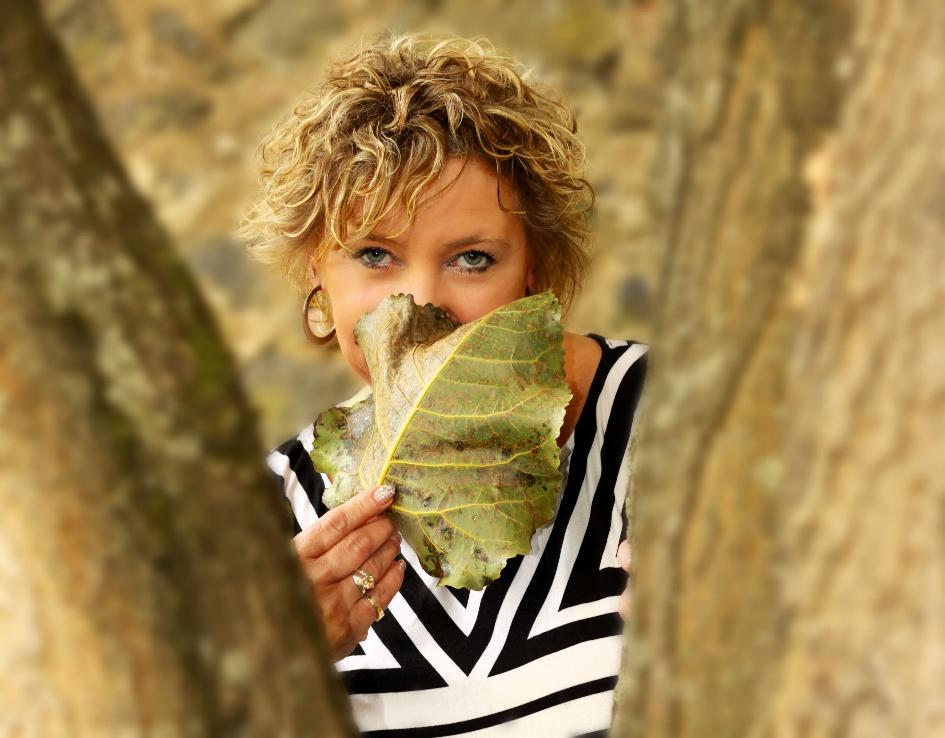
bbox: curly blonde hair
[240,30,595,316]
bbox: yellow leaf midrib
[390,442,543,469]
[372,298,542,487]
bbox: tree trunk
[613,1,945,736]
[0,1,355,735]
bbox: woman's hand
[617,539,632,621]
[292,483,406,661]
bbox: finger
[345,536,402,603]
[297,517,396,589]
[350,558,407,638]
[616,539,632,572]
[314,516,398,583]
[295,483,397,559]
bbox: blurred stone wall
[42,0,662,449]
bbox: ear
[525,257,537,296]
[308,258,321,290]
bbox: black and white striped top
[266,333,649,737]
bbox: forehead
[347,156,520,236]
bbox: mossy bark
[0,1,355,735]
[614,1,945,736]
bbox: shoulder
[266,421,332,531]
[589,334,650,434]
[591,334,650,396]
[557,332,604,447]
[561,332,649,441]
[586,333,650,372]
[563,331,603,384]
[562,330,652,400]
[266,431,306,479]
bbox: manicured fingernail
[374,483,395,503]
[398,559,407,571]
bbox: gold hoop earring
[302,284,336,345]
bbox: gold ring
[352,569,375,597]
[364,594,384,621]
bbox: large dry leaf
[309,290,571,589]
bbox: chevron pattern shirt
[266,333,649,737]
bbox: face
[311,156,536,385]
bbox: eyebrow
[362,232,512,249]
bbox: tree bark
[614,1,945,736]
[0,1,355,735]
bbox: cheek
[334,329,371,384]
[329,297,374,378]
[333,309,364,354]
[326,286,368,333]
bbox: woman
[242,31,648,738]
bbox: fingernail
[398,559,407,571]
[373,484,395,503]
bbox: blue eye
[351,247,497,273]
[355,247,393,270]
[455,251,493,272]
[458,251,495,272]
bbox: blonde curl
[239,30,595,316]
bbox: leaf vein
[392,444,542,469]
[452,345,554,365]
[414,390,546,420]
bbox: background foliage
[42,0,659,447]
